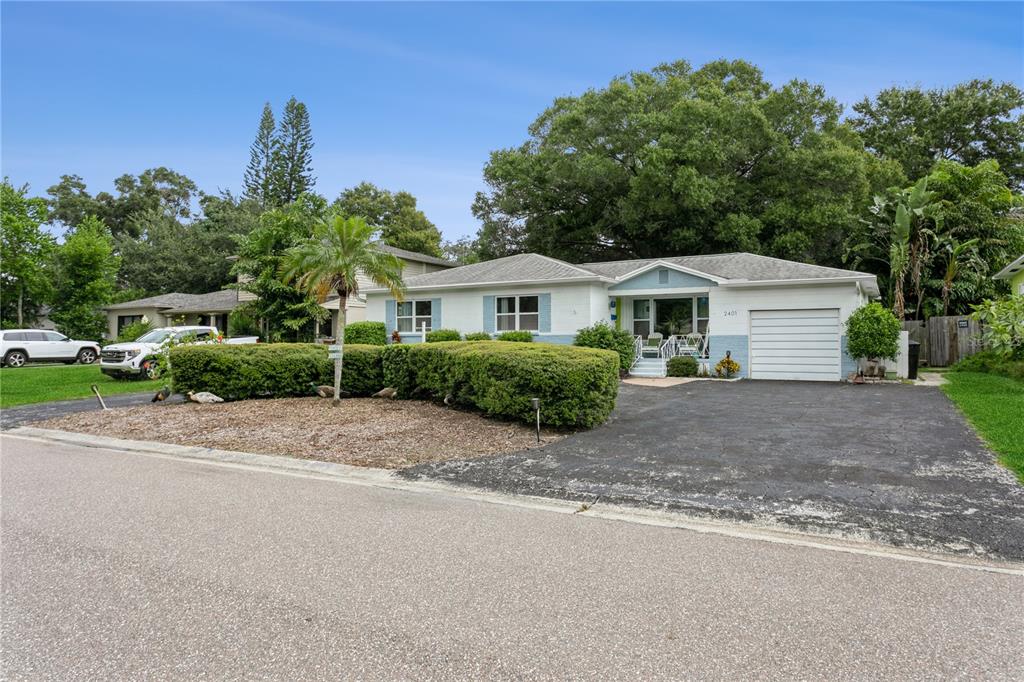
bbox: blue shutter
[539,293,551,333]
[431,298,441,331]
[483,295,495,334]
[385,299,397,338]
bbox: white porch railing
[631,335,643,370]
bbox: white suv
[100,326,257,379]
[0,330,101,368]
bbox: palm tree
[281,214,405,404]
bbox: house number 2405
[722,310,738,317]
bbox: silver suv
[0,330,101,368]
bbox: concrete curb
[7,426,1023,576]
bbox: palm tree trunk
[332,295,346,406]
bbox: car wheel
[142,358,162,380]
[3,350,28,368]
[77,348,97,365]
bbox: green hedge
[381,341,618,427]
[172,340,620,428]
[952,350,1024,381]
[574,322,635,371]
[464,331,493,341]
[667,355,698,377]
[497,330,534,342]
[170,343,384,399]
[425,328,462,342]
[344,321,387,346]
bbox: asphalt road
[2,435,1022,680]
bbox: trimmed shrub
[846,302,901,361]
[667,355,698,377]
[497,330,534,342]
[116,320,153,343]
[953,349,1024,381]
[382,341,619,428]
[574,322,635,371]
[425,328,462,342]
[344,321,387,346]
[170,343,384,399]
[464,331,493,341]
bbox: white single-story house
[364,252,881,381]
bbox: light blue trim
[533,334,574,345]
[430,298,441,331]
[397,333,424,344]
[707,335,749,378]
[385,299,396,337]
[609,267,717,291]
[539,293,551,333]
[482,295,495,333]
[841,335,858,376]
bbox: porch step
[630,358,667,378]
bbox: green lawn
[942,371,1024,482]
[0,364,160,409]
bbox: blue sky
[2,2,1022,241]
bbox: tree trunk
[16,284,23,327]
[333,293,347,407]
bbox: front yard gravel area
[33,398,561,469]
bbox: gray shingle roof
[376,244,455,268]
[365,251,876,292]
[105,290,240,313]
[163,289,240,314]
[104,293,199,311]
[580,253,872,282]
[382,253,603,289]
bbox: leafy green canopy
[333,182,444,257]
[50,216,120,340]
[851,80,1024,190]
[1,180,54,327]
[473,59,902,265]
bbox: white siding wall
[709,283,864,335]
[366,282,603,337]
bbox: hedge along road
[168,340,621,428]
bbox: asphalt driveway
[403,381,1024,560]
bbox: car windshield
[134,329,176,343]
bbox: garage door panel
[749,309,840,382]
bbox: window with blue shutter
[539,293,551,333]
[431,298,441,331]
[482,296,495,333]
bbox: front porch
[616,294,713,377]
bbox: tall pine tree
[243,103,277,209]
[272,97,315,205]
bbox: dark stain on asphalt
[401,381,1024,560]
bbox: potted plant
[845,302,901,379]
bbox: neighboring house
[364,252,880,382]
[103,290,240,340]
[106,245,454,341]
[993,254,1024,296]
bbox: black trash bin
[907,340,920,380]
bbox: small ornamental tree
[846,302,901,362]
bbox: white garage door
[749,309,841,381]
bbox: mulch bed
[32,397,563,469]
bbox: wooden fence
[903,316,983,367]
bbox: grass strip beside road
[942,371,1024,482]
[0,364,160,409]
